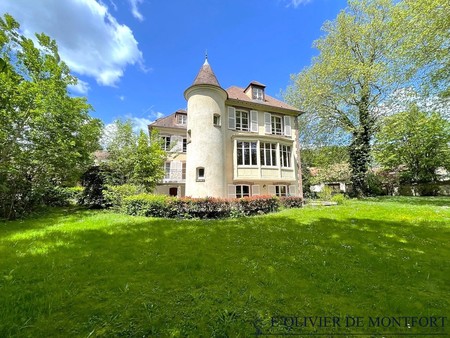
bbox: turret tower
[184,58,228,197]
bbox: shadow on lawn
[1,210,449,337]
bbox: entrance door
[169,187,178,197]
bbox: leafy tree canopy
[102,120,166,192]
[0,14,102,219]
[374,105,450,183]
[286,0,399,196]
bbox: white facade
[149,59,303,199]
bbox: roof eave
[226,97,303,116]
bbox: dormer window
[252,87,264,101]
[176,113,187,125]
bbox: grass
[0,197,449,337]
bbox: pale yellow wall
[185,85,227,198]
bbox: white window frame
[260,142,277,166]
[280,145,292,168]
[213,114,221,126]
[161,135,171,151]
[236,141,258,166]
[164,162,171,179]
[252,87,264,101]
[268,185,287,197]
[236,110,250,131]
[196,167,205,181]
[176,114,187,125]
[271,115,283,135]
[236,185,250,198]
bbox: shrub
[317,185,333,201]
[78,166,108,209]
[121,194,281,219]
[43,186,83,207]
[280,196,304,208]
[232,195,280,217]
[122,194,175,217]
[103,184,145,209]
[330,193,347,205]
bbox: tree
[103,120,166,192]
[393,0,450,97]
[374,105,450,183]
[0,14,102,219]
[285,0,399,197]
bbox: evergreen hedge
[121,194,299,219]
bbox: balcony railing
[162,169,186,183]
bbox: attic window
[252,87,264,101]
[176,114,187,125]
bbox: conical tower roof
[192,57,221,87]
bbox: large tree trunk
[349,92,373,197]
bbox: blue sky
[0,0,348,131]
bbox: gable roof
[149,109,187,130]
[226,86,301,113]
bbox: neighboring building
[149,58,303,198]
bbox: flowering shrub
[121,195,283,219]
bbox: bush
[280,196,304,208]
[317,186,333,201]
[43,186,83,207]
[78,166,108,209]
[233,196,280,216]
[103,184,145,209]
[122,194,175,217]
[330,193,347,205]
[121,195,281,219]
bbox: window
[280,145,291,168]
[237,141,257,166]
[260,142,277,166]
[164,162,171,179]
[264,113,292,136]
[196,167,205,181]
[275,185,287,197]
[236,110,249,131]
[182,138,187,153]
[271,115,283,135]
[213,114,221,126]
[161,136,171,151]
[236,185,250,198]
[252,87,264,101]
[176,114,187,125]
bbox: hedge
[121,194,299,219]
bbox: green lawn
[0,197,449,337]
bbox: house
[149,58,303,198]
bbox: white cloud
[68,79,90,95]
[129,0,144,21]
[285,0,312,8]
[130,117,153,134]
[0,0,144,86]
[119,95,126,101]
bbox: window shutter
[289,185,297,196]
[284,116,292,137]
[171,161,182,180]
[170,135,181,152]
[264,113,271,134]
[228,184,236,198]
[268,185,276,195]
[228,107,236,130]
[250,110,258,132]
[252,185,260,196]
